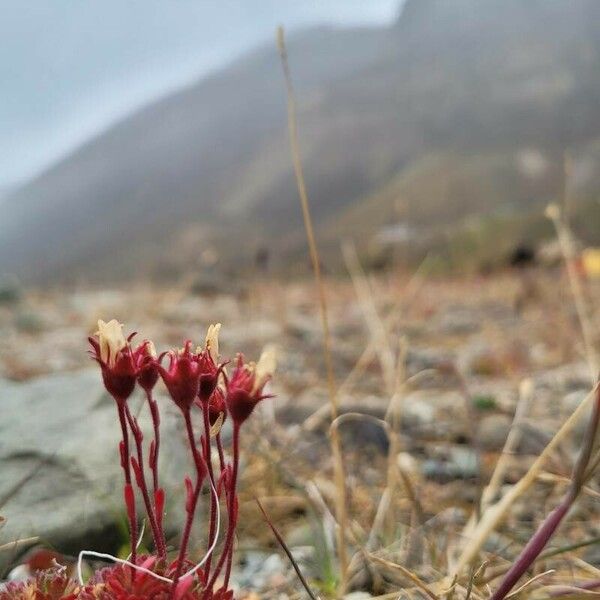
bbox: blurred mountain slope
[2,0,600,281]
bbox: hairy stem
[216,432,226,474]
[171,410,205,594]
[202,405,218,583]
[207,423,240,591]
[147,391,161,494]
[125,406,167,559]
[117,403,137,569]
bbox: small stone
[285,523,315,548]
[476,414,512,451]
[422,446,478,481]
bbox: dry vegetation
[3,254,600,598]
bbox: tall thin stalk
[277,26,349,591]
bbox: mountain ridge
[3,1,600,281]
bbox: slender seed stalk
[277,27,348,590]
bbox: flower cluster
[2,320,275,600]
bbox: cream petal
[253,345,277,393]
[205,323,222,363]
[95,319,127,367]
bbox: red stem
[489,492,574,600]
[216,433,226,474]
[117,403,138,570]
[171,409,205,595]
[125,406,167,559]
[490,386,600,600]
[207,422,240,592]
[147,391,161,494]
[202,405,218,583]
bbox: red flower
[79,557,209,600]
[0,568,79,600]
[225,349,276,425]
[196,324,226,404]
[88,320,137,403]
[157,341,202,412]
[207,387,227,427]
[134,340,159,393]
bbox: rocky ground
[1,268,599,598]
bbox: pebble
[476,414,512,451]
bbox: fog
[1,0,399,187]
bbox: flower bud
[157,341,201,412]
[225,348,276,426]
[89,320,138,403]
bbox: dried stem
[489,384,600,600]
[256,497,320,600]
[546,202,599,379]
[277,25,348,590]
[452,385,596,577]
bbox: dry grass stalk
[276,26,349,590]
[458,378,534,552]
[342,242,397,395]
[368,554,440,600]
[340,242,415,541]
[451,386,595,578]
[545,202,599,379]
[503,570,555,600]
[0,536,39,553]
[303,255,429,432]
[256,498,321,600]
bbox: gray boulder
[0,369,204,563]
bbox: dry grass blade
[544,592,600,600]
[342,241,396,395]
[458,379,534,553]
[328,412,401,550]
[0,536,39,553]
[303,255,430,432]
[368,554,439,600]
[452,386,596,578]
[255,498,320,600]
[546,202,598,379]
[277,26,349,589]
[504,569,555,599]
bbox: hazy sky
[1,1,399,189]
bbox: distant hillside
[2,0,600,281]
